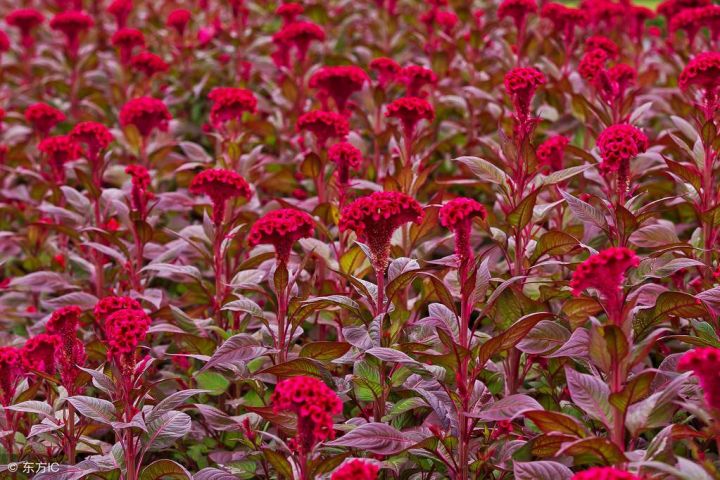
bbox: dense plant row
[2,0,720,479]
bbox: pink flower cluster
[248,209,315,264]
[679,347,720,410]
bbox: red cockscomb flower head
[119,97,171,138]
[504,67,546,121]
[70,121,113,162]
[537,135,569,172]
[248,209,315,264]
[47,305,82,336]
[125,164,153,215]
[273,21,325,64]
[0,30,10,55]
[189,168,251,225]
[541,3,586,42]
[309,66,368,113]
[597,123,648,174]
[630,6,654,41]
[579,49,608,84]
[94,296,142,326]
[22,333,59,374]
[271,376,342,454]
[439,198,487,262]
[585,35,619,59]
[659,0,710,18]
[498,0,537,31]
[370,57,401,88]
[167,9,191,36]
[680,52,720,115]
[130,51,169,78]
[208,87,257,133]
[570,247,639,324]
[339,191,424,272]
[25,103,65,137]
[669,7,704,46]
[0,347,22,406]
[600,64,637,102]
[329,142,363,185]
[277,3,305,23]
[38,135,81,182]
[111,28,145,64]
[108,0,133,28]
[398,65,438,97]
[572,467,640,480]
[679,347,720,410]
[297,110,349,146]
[7,9,44,49]
[50,11,94,58]
[104,308,152,371]
[331,460,379,480]
[385,96,435,140]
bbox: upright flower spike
[108,0,133,28]
[398,65,437,97]
[25,103,65,137]
[297,110,349,147]
[540,3,586,46]
[277,3,305,24]
[679,348,720,410]
[49,10,94,59]
[272,21,325,65]
[70,121,113,167]
[331,460,379,480]
[167,9,191,37]
[125,164,153,217]
[536,135,569,172]
[7,8,44,51]
[111,28,145,64]
[596,124,648,200]
[21,333,59,374]
[271,376,342,454]
[439,198,487,263]
[680,52,720,120]
[94,296,142,327]
[585,35,619,59]
[119,97,172,138]
[248,209,315,265]
[38,135,82,182]
[339,191,424,273]
[129,51,169,78]
[384,96,435,156]
[370,57,401,89]
[571,467,640,480]
[0,347,22,406]
[498,0,536,53]
[207,87,257,136]
[103,308,152,372]
[189,168,251,226]
[309,66,368,113]
[46,305,82,335]
[503,67,546,126]
[328,142,363,186]
[570,247,639,324]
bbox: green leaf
[609,371,655,413]
[508,190,539,230]
[195,371,230,396]
[258,358,330,381]
[300,341,352,361]
[455,156,509,187]
[67,396,116,424]
[140,459,191,480]
[531,231,579,262]
[478,312,553,365]
[557,437,628,465]
[263,450,293,479]
[634,292,709,339]
[524,410,588,438]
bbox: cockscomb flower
[103,308,152,370]
[271,376,342,454]
[38,135,81,182]
[0,347,22,405]
[108,0,133,28]
[398,65,438,97]
[504,67,546,122]
[331,460,379,480]
[49,10,94,58]
[0,30,9,57]
[70,121,113,163]
[680,52,720,118]
[658,0,710,18]
[130,51,169,78]
[498,0,537,32]
[167,9,191,36]
[579,49,608,84]
[248,209,315,264]
[273,21,325,64]
[125,164,153,215]
[207,87,257,133]
[339,191,424,272]
[328,142,363,185]
[46,305,82,336]
[7,8,44,50]
[571,467,640,480]
[297,110,349,147]
[439,198,487,263]
[111,28,145,64]
[94,296,142,326]
[370,57,401,88]
[309,66,368,113]
[277,3,305,23]
[21,333,59,374]
[385,96,435,140]
[570,247,639,324]
[679,347,720,410]
[25,103,65,137]
[541,3,586,43]
[119,97,171,138]
[189,168,251,225]
[585,35,619,58]
[597,123,648,175]
[45,305,86,393]
[536,135,569,172]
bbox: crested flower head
[0,347,22,406]
[94,296,142,326]
[21,333,59,374]
[504,67,546,121]
[370,57,401,88]
[111,28,145,63]
[541,3,586,40]
[0,30,9,53]
[328,142,363,185]
[537,135,569,172]
[38,135,82,182]
[49,10,93,56]
[273,21,325,63]
[7,8,44,48]
[119,97,171,137]
[46,305,82,336]
[331,460,379,480]
[167,9,191,36]
[130,51,169,78]
[658,0,710,18]
[189,168,251,225]
[585,35,619,58]
[309,65,368,112]
[297,110,349,146]
[103,308,152,370]
[25,103,65,136]
[70,121,113,161]
[385,96,434,139]
[439,198,486,262]
[579,49,608,84]
[498,0,537,30]
[277,3,305,23]
[679,347,720,410]
[398,65,437,97]
[271,376,342,454]
[207,87,257,131]
[248,209,315,264]
[108,0,133,28]
[680,52,720,92]
[572,467,640,480]
[597,124,648,174]
[339,191,424,271]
